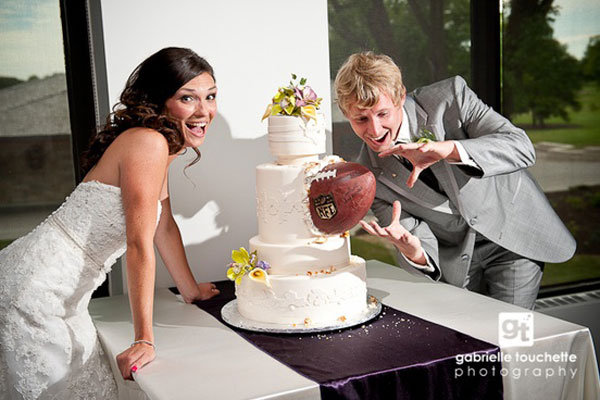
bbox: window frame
[60,0,111,297]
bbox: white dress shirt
[395,108,479,168]
[392,109,481,273]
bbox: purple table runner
[182,281,503,399]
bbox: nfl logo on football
[314,194,337,220]
[498,312,534,347]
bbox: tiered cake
[233,113,369,327]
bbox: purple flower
[302,86,317,102]
[294,86,317,107]
[294,87,306,107]
[256,260,270,271]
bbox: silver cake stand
[221,295,382,334]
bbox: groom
[334,52,575,309]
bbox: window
[329,0,472,151]
[329,0,600,291]
[0,1,74,250]
[328,0,473,271]
[502,0,600,289]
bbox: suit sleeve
[451,76,536,178]
[371,197,442,281]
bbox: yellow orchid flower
[226,267,237,281]
[262,104,273,121]
[301,105,317,122]
[232,247,250,265]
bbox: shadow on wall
[163,113,271,284]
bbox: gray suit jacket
[356,76,576,287]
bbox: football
[309,162,376,234]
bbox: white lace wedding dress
[0,181,160,399]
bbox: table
[89,260,600,400]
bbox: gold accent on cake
[304,162,320,172]
[313,236,328,244]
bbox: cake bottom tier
[235,255,367,326]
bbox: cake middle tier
[256,162,314,242]
[249,235,350,275]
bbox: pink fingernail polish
[131,365,138,373]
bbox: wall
[96,0,332,289]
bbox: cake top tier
[262,75,326,164]
[267,115,325,164]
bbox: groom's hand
[378,141,459,188]
[359,201,427,265]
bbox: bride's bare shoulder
[113,128,170,155]
[118,127,168,145]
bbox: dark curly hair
[82,47,215,172]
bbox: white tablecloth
[89,260,600,400]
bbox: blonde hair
[334,52,406,116]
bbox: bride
[0,47,220,399]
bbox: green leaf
[417,128,436,142]
[291,73,297,80]
[300,77,307,85]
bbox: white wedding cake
[227,105,370,328]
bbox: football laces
[312,169,337,182]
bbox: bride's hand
[195,282,220,301]
[182,282,220,303]
[116,342,155,380]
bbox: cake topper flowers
[226,247,271,287]
[262,74,323,123]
